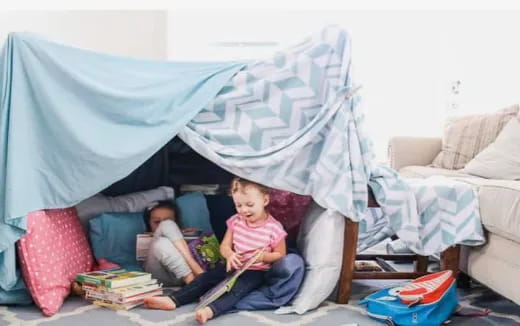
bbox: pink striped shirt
[226,214,287,271]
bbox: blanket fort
[0,26,484,299]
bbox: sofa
[388,132,520,305]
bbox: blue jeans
[170,264,266,317]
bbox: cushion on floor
[17,208,94,316]
[89,212,146,271]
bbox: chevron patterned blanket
[179,26,485,255]
[360,174,485,255]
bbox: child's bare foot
[143,296,176,310]
[195,307,214,324]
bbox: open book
[194,249,263,311]
[136,229,203,261]
[136,233,153,261]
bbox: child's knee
[151,238,191,278]
[154,220,183,241]
[228,282,254,299]
[150,237,174,259]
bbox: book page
[194,249,263,311]
[136,233,153,261]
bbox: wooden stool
[336,191,461,304]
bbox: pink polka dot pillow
[17,208,94,316]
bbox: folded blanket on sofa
[361,174,486,255]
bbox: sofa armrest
[388,137,442,171]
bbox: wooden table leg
[337,218,359,304]
[415,255,429,273]
[440,245,460,276]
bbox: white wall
[0,10,168,60]
[167,10,520,160]
[436,11,520,117]
[2,10,519,160]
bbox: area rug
[2,279,520,326]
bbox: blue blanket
[0,32,244,298]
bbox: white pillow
[463,118,520,180]
[275,201,344,314]
[75,186,175,233]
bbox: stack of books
[76,269,162,310]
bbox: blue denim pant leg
[170,265,227,306]
[209,270,266,317]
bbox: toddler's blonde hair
[230,176,269,195]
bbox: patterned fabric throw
[180,26,485,256]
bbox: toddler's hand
[226,252,242,271]
[254,249,264,263]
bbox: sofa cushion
[462,232,520,305]
[431,105,519,170]
[462,118,520,180]
[398,166,470,178]
[452,177,520,244]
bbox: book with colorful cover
[76,269,126,286]
[136,230,202,260]
[182,228,202,240]
[84,280,161,301]
[108,280,160,299]
[93,299,144,311]
[103,271,152,289]
[194,249,263,311]
[87,288,163,304]
[76,269,152,289]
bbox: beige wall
[167,10,520,159]
[0,10,168,60]
[2,10,520,160]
